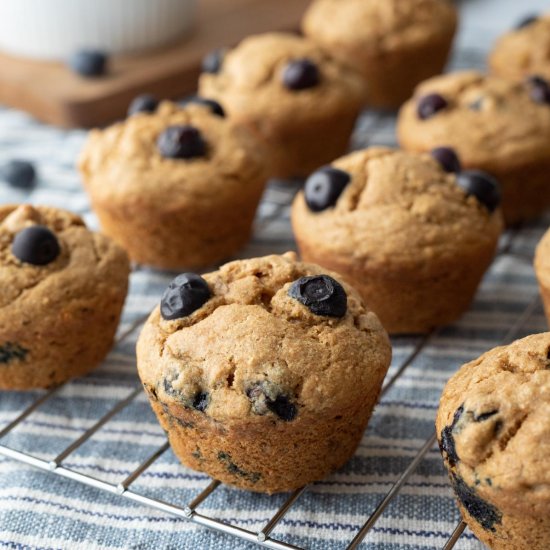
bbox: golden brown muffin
[436,333,550,549]
[291,147,503,334]
[534,227,550,325]
[302,0,458,109]
[489,13,550,83]
[79,100,267,270]
[198,33,367,179]
[397,71,550,225]
[0,204,129,390]
[136,252,391,493]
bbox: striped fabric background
[0,0,549,548]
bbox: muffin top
[302,0,457,54]
[198,33,367,124]
[397,71,550,171]
[0,204,129,315]
[78,101,266,207]
[489,13,550,82]
[535,226,550,285]
[136,252,391,424]
[436,332,550,520]
[291,147,503,271]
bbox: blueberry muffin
[534,228,550,325]
[489,13,550,83]
[436,333,550,549]
[136,252,391,493]
[198,33,367,179]
[291,147,503,334]
[79,100,267,270]
[0,204,129,390]
[397,71,550,225]
[302,0,457,109]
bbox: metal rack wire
[0,177,543,549]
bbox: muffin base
[0,289,126,390]
[496,159,550,226]
[241,107,361,180]
[345,31,455,109]
[90,181,265,270]
[143,382,382,494]
[295,239,496,334]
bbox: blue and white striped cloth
[1,0,549,548]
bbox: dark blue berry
[267,394,297,421]
[282,59,320,91]
[451,474,502,531]
[431,147,461,173]
[515,14,538,29]
[12,225,60,266]
[128,94,159,116]
[181,95,225,117]
[0,342,28,364]
[439,405,463,467]
[246,383,297,422]
[69,50,108,77]
[304,167,351,212]
[160,273,211,320]
[157,125,207,159]
[202,48,225,74]
[417,93,448,119]
[288,275,347,318]
[456,170,501,213]
[1,160,36,190]
[192,392,209,412]
[526,75,550,105]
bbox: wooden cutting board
[0,0,311,128]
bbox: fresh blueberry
[456,170,501,213]
[192,392,209,412]
[202,48,225,74]
[288,275,347,318]
[1,160,36,190]
[157,125,207,159]
[282,59,320,91]
[160,273,211,320]
[127,94,159,116]
[526,75,550,105]
[304,167,351,212]
[68,50,108,77]
[11,225,60,266]
[515,14,538,29]
[430,147,461,173]
[181,95,225,117]
[417,93,448,120]
[451,474,502,531]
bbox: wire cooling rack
[0,173,546,549]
